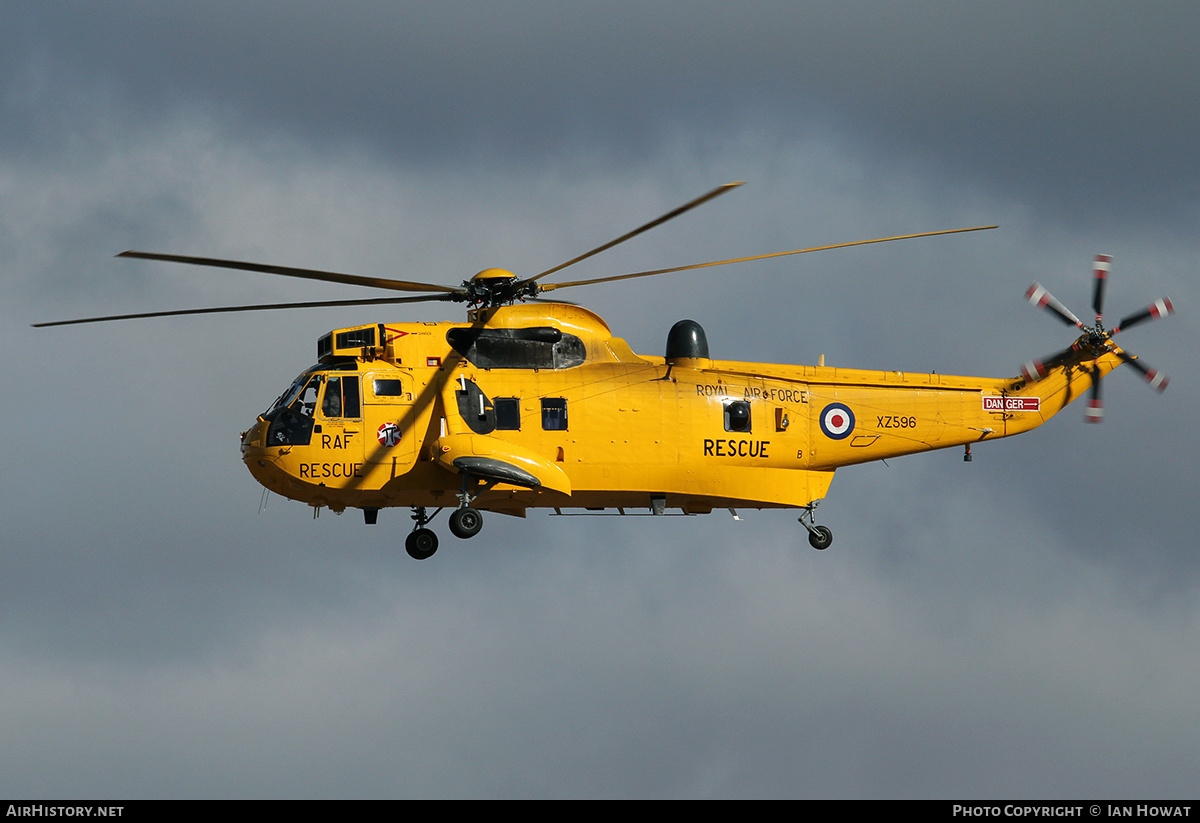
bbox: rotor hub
[1080,325,1111,354]
[461,268,539,307]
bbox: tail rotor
[1022,255,1173,421]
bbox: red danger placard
[983,396,1040,412]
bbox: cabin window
[495,398,521,430]
[373,379,407,396]
[446,327,586,370]
[724,400,751,433]
[541,398,568,430]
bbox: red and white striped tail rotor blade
[1085,366,1104,423]
[1118,351,1169,392]
[1020,357,1051,383]
[1091,254,1111,321]
[1018,342,1079,384]
[1113,297,1174,334]
[1025,282,1083,328]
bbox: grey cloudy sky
[3,2,1198,798]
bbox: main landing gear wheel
[808,525,833,551]
[406,528,438,560]
[449,507,483,539]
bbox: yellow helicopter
[36,183,1174,559]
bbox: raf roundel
[376,422,402,447]
[819,402,855,440]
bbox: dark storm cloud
[9,2,1200,223]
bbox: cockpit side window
[298,380,320,417]
[323,380,342,417]
[269,373,313,416]
[264,374,323,446]
[263,361,352,415]
[322,375,361,419]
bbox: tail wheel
[449,507,484,539]
[405,528,438,560]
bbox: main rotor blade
[1092,254,1111,320]
[118,251,464,295]
[523,182,745,285]
[32,293,454,328]
[1117,350,1169,392]
[1025,282,1084,328]
[1112,297,1174,334]
[539,225,998,293]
